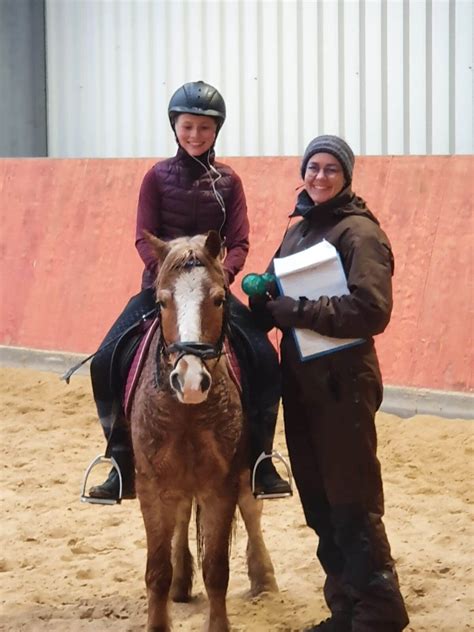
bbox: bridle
[157,256,229,373]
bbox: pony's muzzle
[170,356,212,404]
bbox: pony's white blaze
[171,267,212,404]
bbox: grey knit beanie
[301,134,355,184]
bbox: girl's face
[174,114,218,156]
[304,153,345,204]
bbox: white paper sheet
[273,240,364,360]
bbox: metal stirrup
[251,450,293,500]
[80,454,123,505]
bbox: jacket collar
[290,187,354,219]
[290,186,380,226]
[176,145,215,167]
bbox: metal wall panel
[0,0,47,156]
[45,0,473,158]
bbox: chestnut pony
[130,231,277,632]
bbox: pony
[129,230,278,632]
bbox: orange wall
[1,156,472,392]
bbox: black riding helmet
[168,81,226,134]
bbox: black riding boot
[304,575,352,631]
[88,444,136,500]
[251,403,292,497]
[88,406,136,501]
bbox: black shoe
[254,460,291,497]
[304,614,352,631]
[89,467,136,500]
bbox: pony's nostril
[170,372,182,393]
[200,373,211,392]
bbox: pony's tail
[194,501,236,568]
[195,501,204,567]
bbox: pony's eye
[157,290,172,309]
[213,296,224,307]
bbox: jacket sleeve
[135,167,161,279]
[222,173,250,285]
[297,229,394,339]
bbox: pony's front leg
[170,496,194,602]
[238,470,278,596]
[138,481,178,632]
[198,493,236,632]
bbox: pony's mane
[158,235,225,284]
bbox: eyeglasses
[305,164,342,178]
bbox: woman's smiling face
[304,153,345,204]
[174,114,217,156]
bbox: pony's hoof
[170,585,192,603]
[249,576,279,596]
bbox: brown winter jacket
[273,187,394,341]
[135,147,249,289]
[254,187,394,398]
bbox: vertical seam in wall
[296,0,304,153]
[202,1,207,86]
[218,0,225,155]
[426,0,432,154]
[115,6,121,156]
[403,0,410,154]
[184,0,189,76]
[131,2,137,156]
[164,0,171,155]
[97,2,103,156]
[449,0,455,154]
[338,0,345,138]
[96,5,104,156]
[238,0,243,155]
[381,0,387,154]
[359,0,366,154]
[277,0,283,155]
[148,1,155,157]
[257,0,263,155]
[42,0,49,156]
[317,0,324,134]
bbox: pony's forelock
[156,236,226,289]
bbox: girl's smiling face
[174,114,217,156]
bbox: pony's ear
[205,230,222,260]
[143,230,170,264]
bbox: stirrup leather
[80,454,123,505]
[251,450,293,500]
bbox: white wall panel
[343,0,361,154]
[319,0,340,136]
[408,0,427,154]
[454,0,473,153]
[280,0,299,155]
[364,0,383,154]
[431,0,451,154]
[386,0,404,154]
[300,1,320,149]
[45,0,473,158]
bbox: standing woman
[253,135,409,631]
[87,81,290,502]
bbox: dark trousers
[227,294,281,463]
[90,290,280,460]
[281,349,409,632]
[90,288,156,437]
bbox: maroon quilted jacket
[135,147,249,289]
